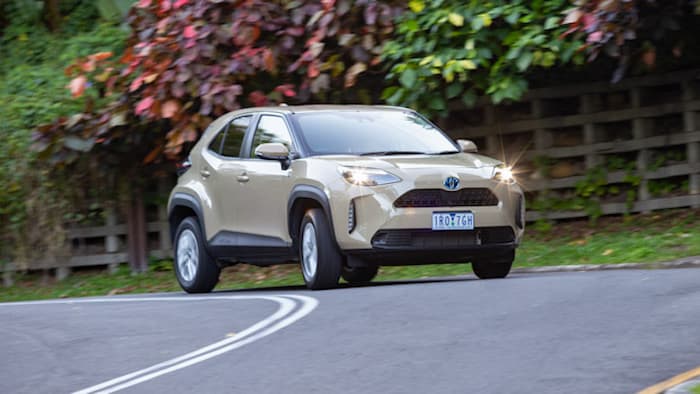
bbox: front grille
[372,227,514,249]
[394,188,499,208]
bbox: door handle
[237,174,250,183]
[200,169,211,178]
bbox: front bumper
[345,227,516,265]
[330,179,525,251]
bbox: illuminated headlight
[338,166,401,186]
[493,165,515,184]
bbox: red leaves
[263,49,277,73]
[135,96,155,116]
[143,146,163,164]
[233,25,260,46]
[161,99,181,118]
[587,31,603,43]
[130,75,145,92]
[248,91,268,107]
[274,84,296,98]
[183,25,197,39]
[307,61,320,78]
[68,76,88,98]
[41,0,407,170]
[91,52,113,62]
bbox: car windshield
[292,110,459,156]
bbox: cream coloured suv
[168,105,525,292]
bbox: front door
[237,114,296,245]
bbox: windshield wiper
[430,150,460,155]
[359,151,426,156]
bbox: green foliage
[531,156,644,224]
[648,179,689,197]
[648,149,687,171]
[0,1,127,263]
[382,0,584,115]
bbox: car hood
[315,153,501,169]
[312,153,502,180]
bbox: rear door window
[208,128,226,154]
[220,115,252,158]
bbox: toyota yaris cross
[168,105,525,292]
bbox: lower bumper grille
[371,227,515,249]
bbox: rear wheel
[342,265,379,284]
[472,250,515,279]
[174,217,220,293]
[299,208,342,290]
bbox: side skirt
[208,231,297,266]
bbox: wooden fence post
[631,88,651,210]
[55,263,71,281]
[683,82,700,208]
[3,268,13,287]
[531,99,552,220]
[581,94,601,169]
[158,179,172,255]
[105,208,120,274]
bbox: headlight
[338,166,401,186]
[493,165,515,184]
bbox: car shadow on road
[212,274,498,294]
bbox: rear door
[236,114,296,244]
[201,115,252,240]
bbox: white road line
[0,294,318,394]
[92,295,319,394]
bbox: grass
[692,382,700,394]
[2,208,700,302]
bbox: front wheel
[174,217,220,293]
[472,250,515,279]
[299,208,343,290]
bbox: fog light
[348,199,356,233]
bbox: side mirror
[457,139,478,153]
[254,142,292,170]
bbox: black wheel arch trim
[169,192,207,242]
[287,184,337,244]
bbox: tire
[341,265,378,284]
[472,250,515,280]
[299,208,343,290]
[173,217,220,293]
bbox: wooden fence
[2,207,172,286]
[445,68,700,221]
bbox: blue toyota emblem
[444,176,460,190]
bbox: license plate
[432,212,474,231]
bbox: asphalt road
[2,268,700,394]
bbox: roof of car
[230,104,413,116]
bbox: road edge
[638,365,700,394]
[512,256,700,274]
